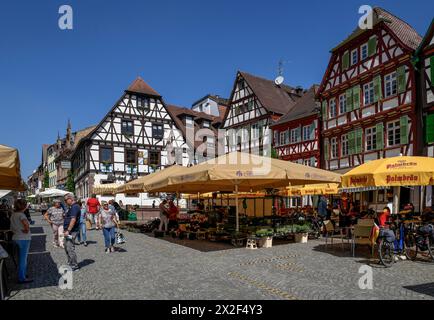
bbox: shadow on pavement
[78,259,95,268]
[403,282,434,297]
[30,227,45,234]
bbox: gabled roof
[270,85,319,127]
[237,71,303,115]
[192,94,229,107]
[126,77,161,97]
[332,7,422,52]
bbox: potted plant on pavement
[294,224,311,243]
[255,228,274,248]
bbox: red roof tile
[126,77,161,96]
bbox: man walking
[63,193,81,271]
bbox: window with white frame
[365,126,377,151]
[203,121,210,128]
[384,72,397,98]
[331,137,338,159]
[290,128,299,143]
[361,43,368,60]
[387,120,401,146]
[341,134,349,157]
[364,81,375,105]
[302,126,310,141]
[339,95,346,114]
[279,131,285,145]
[351,49,358,65]
[329,99,337,118]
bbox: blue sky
[0,0,433,178]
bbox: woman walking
[99,201,119,253]
[44,199,65,248]
[10,199,33,284]
[76,201,88,246]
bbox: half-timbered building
[415,19,434,207]
[317,7,422,210]
[71,77,190,205]
[223,71,303,156]
[270,85,320,167]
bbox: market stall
[38,188,70,198]
[0,145,26,191]
[143,152,341,246]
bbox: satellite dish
[274,76,284,86]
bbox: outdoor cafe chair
[352,219,375,257]
[323,220,350,251]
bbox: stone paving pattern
[5,213,434,300]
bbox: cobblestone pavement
[5,213,434,300]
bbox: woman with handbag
[98,201,119,253]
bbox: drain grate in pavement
[228,272,298,300]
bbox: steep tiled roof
[239,71,303,115]
[271,85,319,127]
[126,77,161,97]
[332,7,422,52]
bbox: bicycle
[378,215,407,267]
[403,222,434,262]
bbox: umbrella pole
[235,184,239,232]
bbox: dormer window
[203,121,210,128]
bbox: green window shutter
[355,129,363,154]
[346,88,353,111]
[373,75,382,102]
[426,114,434,144]
[348,131,355,155]
[397,66,406,93]
[376,123,384,150]
[297,126,302,142]
[324,139,329,161]
[400,116,409,145]
[342,51,349,70]
[352,86,360,109]
[322,100,328,120]
[368,37,377,56]
[430,56,434,85]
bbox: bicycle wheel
[428,236,434,262]
[378,239,395,267]
[404,233,418,261]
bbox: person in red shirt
[378,207,391,228]
[167,200,179,231]
[86,194,101,230]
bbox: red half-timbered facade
[270,85,320,167]
[317,8,422,174]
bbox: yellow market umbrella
[115,165,184,194]
[147,152,341,231]
[287,183,340,196]
[0,144,26,191]
[93,183,120,195]
[342,156,434,188]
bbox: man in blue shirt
[317,196,328,219]
[63,193,81,271]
